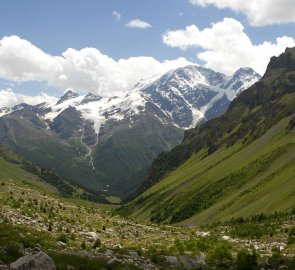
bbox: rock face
[10,251,56,270]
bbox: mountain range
[118,47,295,224]
[0,65,260,199]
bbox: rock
[179,255,206,270]
[10,251,56,270]
[115,244,122,249]
[57,241,67,247]
[127,250,139,260]
[18,244,25,256]
[166,255,178,265]
[278,266,288,270]
[87,232,98,241]
[107,258,119,268]
[32,247,41,254]
[222,235,230,240]
[104,249,114,256]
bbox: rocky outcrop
[10,249,56,270]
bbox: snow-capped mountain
[0,65,260,198]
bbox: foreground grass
[2,178,295,269]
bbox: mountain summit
[56,90,79,105]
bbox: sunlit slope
[0,147,111,203]
[0,147,58,193]
[120,114,295,224]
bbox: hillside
[0,147,110,204]
[2,164,295,269]
[118,47,295,225]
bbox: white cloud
[112,10,121,22]
[189,0,295,26]
[126,19,152,29]
[0,89,57,108]
[0,35,192,97]
[163,18,295,75]
[0,36,62,82]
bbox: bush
[1,243,22,264]
[93,239,101,249]
[57,234,68,244]
[287,226,295,244]
[209,244,233,267]
[81,241,86,250]
[236,248,258,270]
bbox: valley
[0,66,260,200]
[1,172,295,269]
[0,38,295,270]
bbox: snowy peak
[0,107,12,117]
[80,93,102,105]
[56,90,79,105]
[136,65,260,128]
[0,65,261,138]
[223,67,261,94]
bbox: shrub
[209,244,233,267]
[81,241,86,250]
[93,239,101,249]
[57,234,68,244]
[1,243,22,264]
[236,248,258,270]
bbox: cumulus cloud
[112,10,121,22]
[0,89,57,108]
[163,18,295,75]
[0,35,191,97]
[189,0,295,26]
[0,36,62,82]
[126,19,152,29]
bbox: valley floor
[1,179,295,269]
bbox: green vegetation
[1,173,295,269]
[0,146,109,203]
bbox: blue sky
[1,0,293,61]
[0,0,294,105]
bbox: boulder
[107,258,119,268]
[86,232,98,241]
[166,255,178,265]
[104,249,114,256]
[127,250,139,260]
[179,255,206,270]
[10,251,56,270]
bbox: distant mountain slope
[118,47,295,223]
[0,146,109,203]
[0,65,260,198]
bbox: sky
[0,0,295,107]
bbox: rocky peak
[56,90,79,105]
[80,93,102,105]
[264,47,295,78]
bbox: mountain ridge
[118,47,295,223]
[0,65,260,199]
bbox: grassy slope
[119,102,295,225]
[0,150,59,194]
[0,147,116,204]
